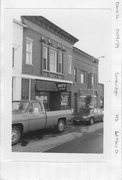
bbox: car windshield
[12,101,29,113]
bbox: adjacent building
[73,47,99,113]
[12,19,27,100]
[12,16,104,113]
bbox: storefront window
[61,92,70,109]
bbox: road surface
[45,128,103,153]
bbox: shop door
[74,93,78,113]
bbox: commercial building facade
[12,16,78,111]
[12,16,104,113]
[73,47,99,113]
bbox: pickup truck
[12,100,73,145]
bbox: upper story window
[81,71,85,84]
[43,46,48,70]
[68,55,72,74]
[58,52,63,73]
[91,74,95,85]
[26,37,33,65]
[49,48,57,73]
[74,67,77,82]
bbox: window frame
[58,51,63,74]
[26,37,33,65]
[32,102,43,113]
[80,71,85,84]
[68,55,72,74]
[91,73,94,85]
[42,45,48,70]
[49,47,57,73]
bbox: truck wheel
[89,117,94,125]
[12,126,21,145]
[57,120,65,132]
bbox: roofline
[13,19,27,28]
[73,46,99,62]
[21,16,79,44]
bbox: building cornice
[73,46,99,63]
[13,19,28,28]
[21,16,79,45]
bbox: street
[12,122,103,153]
[45,128,103,153]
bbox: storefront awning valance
[35,80,72,92]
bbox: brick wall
[22,18,74,82]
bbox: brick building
[13,16,78,111]
[73,47,99,113]
[12,16,104,113]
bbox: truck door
[28,102,46,131]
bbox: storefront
[35,80,71,111]
[77,89,98,112]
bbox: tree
[85,95,92,108]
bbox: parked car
[12,100,73,145]
[72,108,104,125]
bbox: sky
[13,9,111,84]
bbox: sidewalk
[12,122,103,152]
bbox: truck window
[12,101,29,113]
[32,102,43,113]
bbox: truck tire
[12,125,21,145]
[89,117,94,125]
[57,119,65,132]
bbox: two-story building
[12,16,103,113]
[12,16,78,111]
[73,47,99,113]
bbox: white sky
[13,9,111,84]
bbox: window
[26,37,33,65]
[21,78,29,100]
[58,52,63,73]
[74,68,77,82]
[12,101,29,113]
[91,74,94,85]
[81,71,85,84]
[43,46,48,70]
[49,48,57,72]
[68,55,72,74]
[32,102,43,113]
